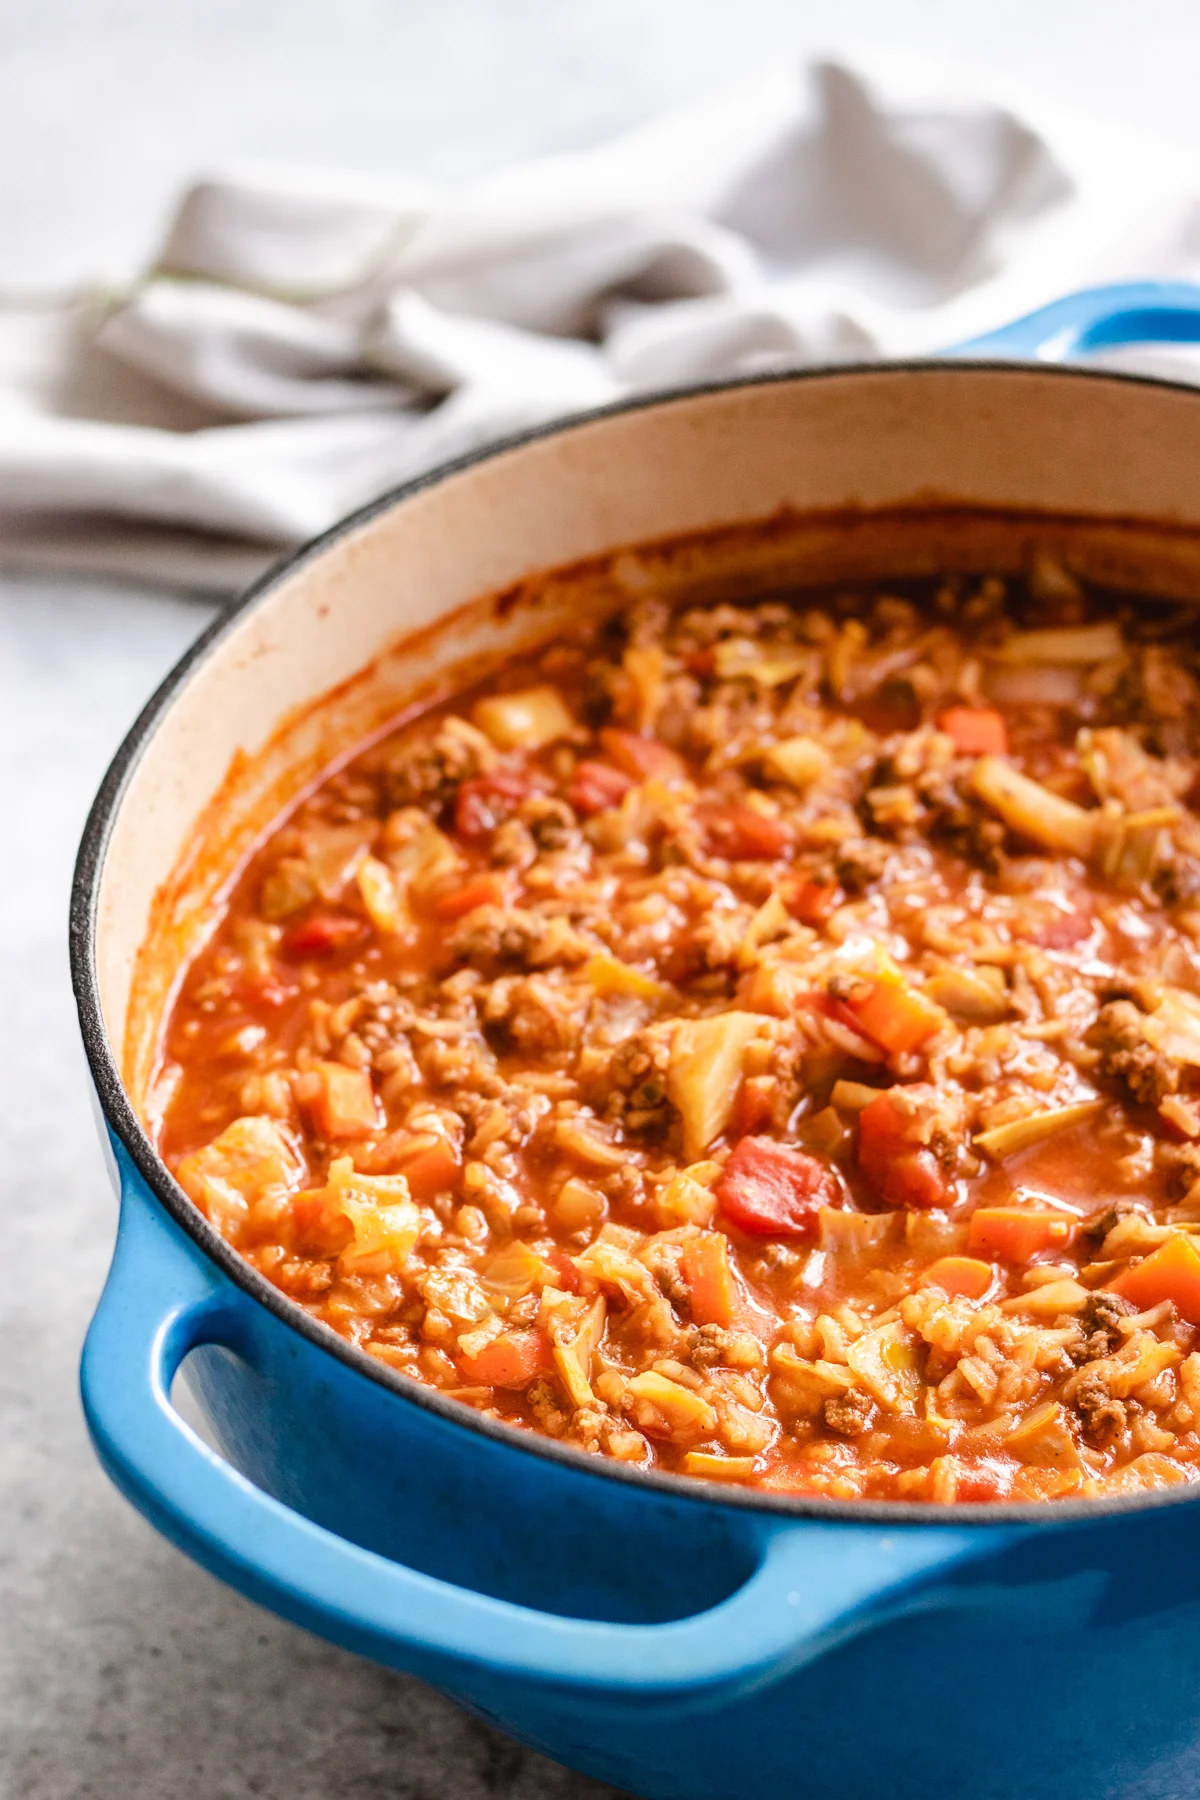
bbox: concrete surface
[7,5,1200,1797]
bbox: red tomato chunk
[430,873,511,920]
[717,1137,838,1239]
[785,879,842,927]
[568,759,633,815]
[700,804,792,861]
[938,706,1008,756]
[857,1087,951,1210]
[454,770,531,839]
[598,727,684,782]
[281,912,365,959]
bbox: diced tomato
[1012,900,1093,950]
[457,1329,553,1389]
[396,1136,461,1196]
[730,1079,774,1138]
[938,706,1009,757]
[680,1232,738,1326]
[843,969,946,1056]
[800,989,878,1046]
[545,1247,582,1293]
[568,759,634,816]
[785,879,842,927]
[857,1086,951,1210]
[1109,1232,1200,1324]
[700,804,793,862]
[922,1255,994,1299]
[967,1206,1076,1262]
[453,769,531,840]
[597,727,685,782]
[717,1137,837,1240]
[303,1062,380,1139]
[430,873,511,920]
[281,911,365,959]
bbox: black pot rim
[69,356,1200,1532]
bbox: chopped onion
[988,622,1124,666]
[985,665,1084,706]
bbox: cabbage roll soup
[155,556,1200,1504]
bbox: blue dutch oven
[73,284,1200,1800]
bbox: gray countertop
[1,574,622,1800]
[7,4,1200,1796]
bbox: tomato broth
[159,561,1200,1504]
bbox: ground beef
[384,717,489,810]
[1096,974,1150,1006]
[481,974,588,1055]
[1092,1000,1180,1105]
[1073,1289,1138,1362]
[823,1389,876,1436]
[1083,1198,1139,1244]
[1155,853,1200,908]
[688,908,750,970]
[450,906,594,975]
[454,1083,548,1153]
[689,1324,760,1368]
[1072,1367,1127,1447]
[917,770,1007,869]
[527,1377,570,1438]
[642,1246,689,1309]
[449,907,550,973]
[267,1256,335,1298]
[833,836,891,894]
[489,819,537,867]
[866,732,1005,860]
[598,1028,674,1133]
[520,795,580,853]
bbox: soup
[156,557,1200,1503]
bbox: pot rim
[70,355,1200,1530]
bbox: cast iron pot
[72,284,1200,1800]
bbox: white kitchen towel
[8,44,1200,595]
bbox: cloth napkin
[8,45,1200,596]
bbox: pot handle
[948,279,1200,362]
[82,1170,1005,1701]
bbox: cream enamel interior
[93,365,1200,1118]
